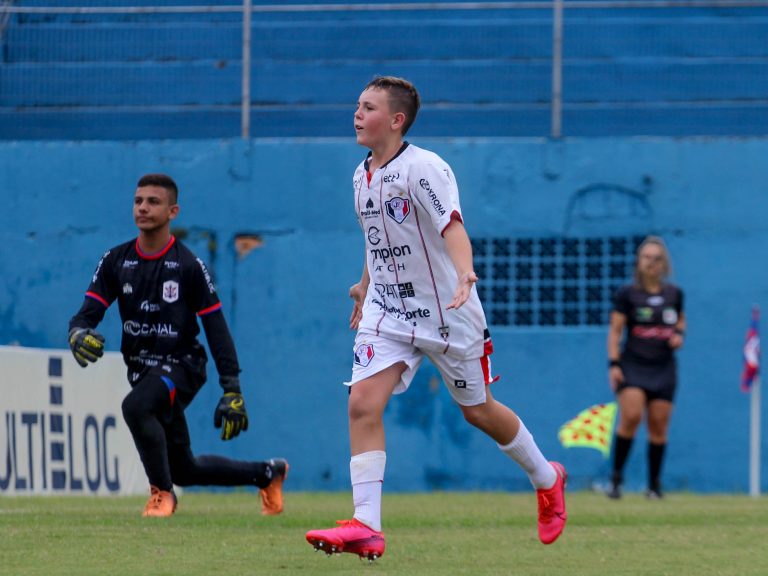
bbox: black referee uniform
[613,282,684,402]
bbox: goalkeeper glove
[213,376,249,441]
[68,327,105,368]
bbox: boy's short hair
[364,76,421,136]
[137,173,178,204]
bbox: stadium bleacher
[1,1,767,138]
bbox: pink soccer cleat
[306,518,386,562]
[536,461,568,544]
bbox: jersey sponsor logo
[139,300,161,312]
[196,258,216,294]
[631,325,675,340]
[367,226,382,246]
[635,307,653,322]
[128,352,180,366]
[360,199,381,221]
[122,283,133,295]
[374,262,407,272]
[374,282,415,299]
[370,244,411,261]
[371,298,431,324]
[123,321,179,338]
[383,173,400,183]
[162,280,179,303]
[647,295,664,306]
[92,250,110,282]
[419,178,447,216]
[354,343,375,367]
[662,307,678,325]
[385,197,410,223]
[122,259,138,269]
[164,261,180,270]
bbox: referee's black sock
[612,435,634,487]
[648,441,666,493]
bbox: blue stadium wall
[1,137,766,494]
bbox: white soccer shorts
[346,332,497,406]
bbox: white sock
[350,450,386,531]
[498,420,556,489]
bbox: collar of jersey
[364,141,410,172]
[135,235,176,260]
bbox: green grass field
[1,491,766,575]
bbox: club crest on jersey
[162,280,179,303]
[663,307,678,325]
[354,343,375,367]
[385,197,410,224]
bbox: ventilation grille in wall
[471,236,646,327]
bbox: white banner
[0,345,147,495]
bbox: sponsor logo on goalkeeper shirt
[123,321,178,338]
[196,259,216,294]
[92,250,110,282]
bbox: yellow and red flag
[558,402,617,458]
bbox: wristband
[608,359,621,368]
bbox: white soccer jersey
[354,143,489,360]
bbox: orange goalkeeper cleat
[260,458,289,515]
[142,485,177,518]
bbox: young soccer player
[68,173,287,517]
[305,77,567,561]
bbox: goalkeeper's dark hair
[364,76,421,136]
[137,173,179,204]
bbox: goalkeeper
[68,173,287,518]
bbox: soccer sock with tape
[350,450,386,532]
[498,419,557,489]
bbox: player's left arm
[410,159,474,309]
[201,311,249,441]
[190,258,247,441]
[443,219,478,310]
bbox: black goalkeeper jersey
[69,236,239,381]
[612,282,684,364]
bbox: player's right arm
[349,254,370,330]
[607,310,626,390]
[68,250,116,367]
